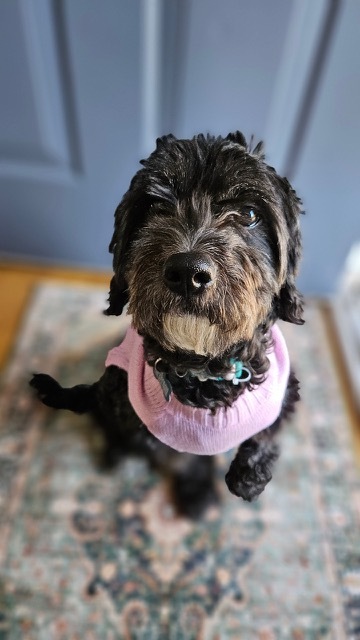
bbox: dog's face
[106,133,303,358]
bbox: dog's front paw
[225,440,279,502]
[225,462,272,501]
[29,373,65,408]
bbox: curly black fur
[30,132,304,518]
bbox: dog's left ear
[104,188,151,316]
[105,135,179,316]
[104,272,128,316]
[104,198,130,316]
[275,177,305,325]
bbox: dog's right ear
[104,189,150,316]
[275,177,305,325]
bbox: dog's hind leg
[170,453,219,519]
[29,373,97,413]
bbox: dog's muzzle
[163,251,216,297]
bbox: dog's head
[106,132,303,358]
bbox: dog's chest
[105,325,290,455]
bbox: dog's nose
[163,252,216,297]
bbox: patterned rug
[0,283,360,640]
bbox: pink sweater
[105,325,290,455]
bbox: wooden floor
[1,259,359,462]
[0,260,110,370]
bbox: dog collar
[198,359,252,385]
[153,357,252,401]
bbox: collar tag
[191,360,252,384]
[230,359,252,383]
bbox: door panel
[0,0,75,173]
[0,0,337,289]
[293,0,360,294]
[0,0,142,266]
[173,0,294,143]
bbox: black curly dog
[30,132,303,518]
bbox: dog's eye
[216,200,261,229]
[220,205,260,228]
[242,207,259,228]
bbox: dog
[30,132,304,518]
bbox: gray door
[0,0,340,295]
[0,0,143,267]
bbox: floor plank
[0,260,110,370]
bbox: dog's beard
[162,314,220,356]
[127,244,277,357]
[130,288,273,357]
[161,307,266,357]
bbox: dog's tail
[29,373,96,414]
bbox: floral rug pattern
[0,283,360,639]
